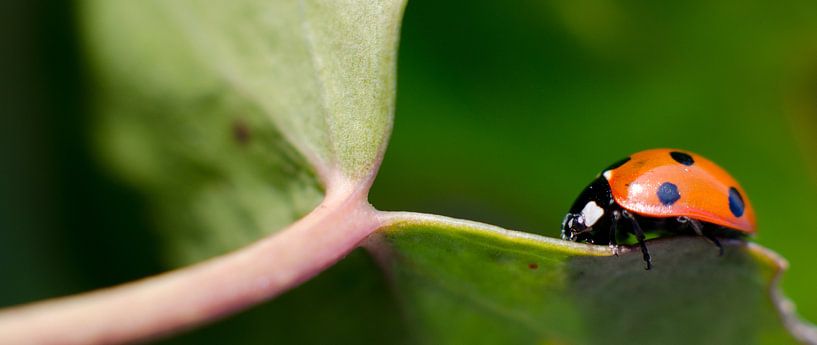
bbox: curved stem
[0,183,380,345]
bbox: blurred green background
[3,0,817,343]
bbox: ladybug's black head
[561,176,616,244]
[561,212,594,242]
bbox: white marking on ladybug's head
[603,170,612,180]
[581,201,604,227]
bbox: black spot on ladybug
[657,182,680,205]
[670,151,694,166]
[729,187,745,217]
[232,120,251,145]
[603,156,631,172]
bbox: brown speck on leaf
[528,263,538,270]
[232,119,250,145]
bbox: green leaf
[81,0,406,264]
[367,214,810,345]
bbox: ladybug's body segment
[561,149,755,269]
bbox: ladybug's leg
[609,210,621,256]
[678,216,724,256]
[622,210,652,270]
[703,232,724,257]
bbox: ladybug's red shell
[605,148,756,233]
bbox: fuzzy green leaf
[81,0,405,264]
[369,215,809,345]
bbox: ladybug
[561,148,755,270]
